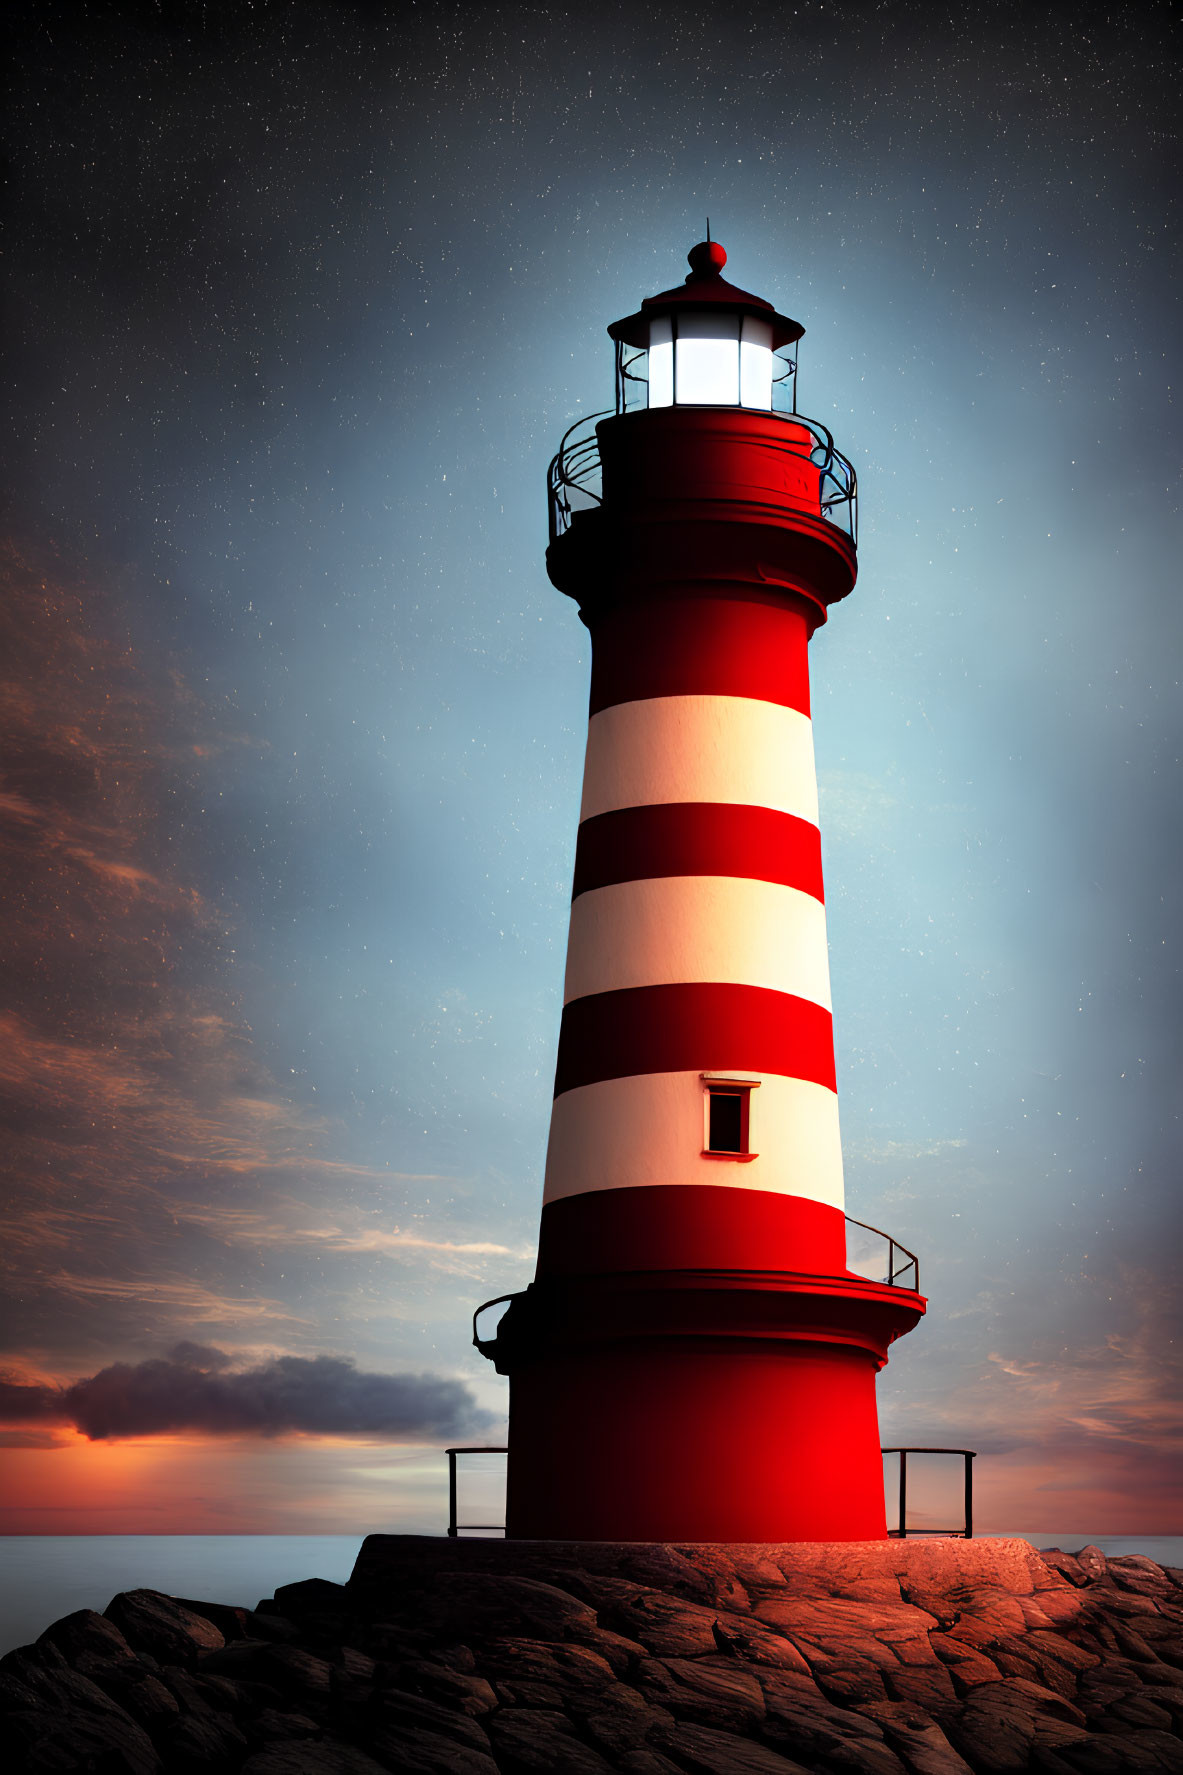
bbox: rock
[1027,1588,1089,1629]
[651,1716,814,1773]
[38,1608,137,1666]
[757,1672,908,1775]
[271,1578,351,1615]
[577,1624,651,1673]
[929,1629,1003,1690]
[1101,1559,1172,1595]
[478,1636,618,1694]
[636,1655,767,1733]
[1110,1619,1171,1664]
[366,1684,495,1754]
[602,1544,717,1602]
[1088,1590,1166,1622]
[242,1743,392,1775]
[9,1536,1183,1775]
[1076,1547,1112,1583]
[814,1664,890,1706]
[580,1579,742,1659]
[1,1642,69,1679]
[369,1728,500,1773]
[4,1701,162,1774]
[3,1653,140,1724]
[87,1659,182,1730]
[252,1643,336,1700]
[882,1662,959,1711]
[754,1595,937,1641]
[169,1596,253,1641]
[0,1670,41,1713]
[946,1684,1044,1771]
[567,1680,676,1757]
[240,1611,302,1644]
[487,1705,617,1771]
[160,1663,256,1716]
[193,1638,284,1684]
[1054,1732,1183,1772]
[1005,1673,1087,1724]
[616,1753,687,1775]
[1041,1550,1092,1588]
[333,1646,375,1682]
[104,1590,224,1664]
[422,1572,600,1644]
[385,1655,498,1716]
[860,1700,976,1775]
[156,1708,249,1769]
[246,1707,322,1743]
[1094,1691,1178,1731]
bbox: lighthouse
[477,240,925,1541]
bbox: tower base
[484,1270,925,1542]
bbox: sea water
[1,1533,1179,1658]
[0,1536,364,1658]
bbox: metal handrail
[445,1446,509,1538]
[446,1444,974,1538]
[546,405,858,547]
[844,1216,920,1293]
[472,1294,519,1351]
[471,1217,918,1363]
[882,1448,977,1539]
[546,408,612,546]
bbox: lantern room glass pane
[676,310,740,405]
[739,316,774,409]
[648,315,674,407]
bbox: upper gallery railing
[547,406,858,548]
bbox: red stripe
[572,803,824,903]
[537,1186,848,1278]
[588,594,812,717]
[553,983,837,1097]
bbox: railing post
[447,1448,458,1538]
[898,1448,908,1539]
[964,1452,974,1540]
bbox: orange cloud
[883,1268,1183,1534]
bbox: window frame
[701,1074,761,1161]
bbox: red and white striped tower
[478,241,925,1541]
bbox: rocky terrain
[2,1536,1181,1773]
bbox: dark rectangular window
[708,1090,744,1154]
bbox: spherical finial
[686,239,727,277]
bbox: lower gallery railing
[444,1445,977,1539]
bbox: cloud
[882,1267,1183,1530]
[847,1136,969,1164]
[173,1204,523,1260]
[0,1378,60,1423]
[0,547,502,1363]
[35,1272,305,1326]
[0,1342,493,1442]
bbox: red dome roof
[608,241,805,351]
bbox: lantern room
[608,238,805,414]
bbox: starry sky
[1,0,1178,1536]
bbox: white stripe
[543,1070,844,1207]
[563,876,833,1011]
[579,696,819,825]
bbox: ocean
[1,1533,1180,1658]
